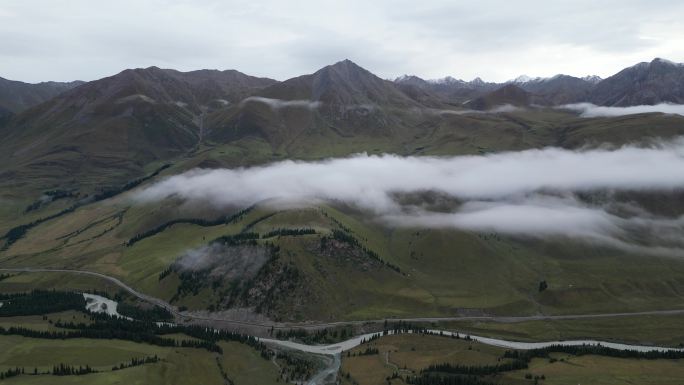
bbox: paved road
[3,267,684,331]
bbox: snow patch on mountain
[582,75,603,84]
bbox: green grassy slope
[2,108,684,324]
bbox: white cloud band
[560,103,684,117]
[135,139,684,256]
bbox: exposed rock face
[590,58,684,106]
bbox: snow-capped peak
[581,75,602,84]
[395,74,416,82]
[509,75,547,84]
[513,75,532,83]
[427,76,466,85]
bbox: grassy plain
[340,333,684,385]
[0,335,283,385]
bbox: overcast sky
[1,0,683,83]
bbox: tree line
[276,351,316,383]
[24,189,78,213]
[239,212,278,233]
[356,346,379,356]
[127,206,254,246]
[262,228,316,238]
[0,290,85,317]
[0,367,24,380]
[90,164,170,202]
[275,325,354,344]
[116,303,173,321]
[322,229,403,274]
[503,344,684,361]
[0,324,221,353]
[57,313,268,353]
[357,325,684,385]
[111,355,159,371]
[3,164,171,248]
[406,374,496,385]
[421,360,528,376]
[0,355,161,380]
[52,363,96,376]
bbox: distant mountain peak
[651,57,683,67]
[327,59,364,71]
[512,75,532,83]
[510,74,548,84]
[0,76,84,113]
[395,74,425,83]
[427,76,465,85]
[581,75,603,84]
[590,57,684,106]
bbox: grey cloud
[383,195,684,257]
[240,96,321,110]
[1,1,683,83]
[387,1,668,53]
[135,139,684,256]
[560,103,684,117]
[422,104,522,116]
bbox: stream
[259,328,683,384]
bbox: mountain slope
[258,59,417,107]
[466,84,531,110]
[590,58,684,106]
[206,60,424,145]
[0,77,84,113]
[0,66,280,192]
[165,69,277,106]
[516,75,595,105]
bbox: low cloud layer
[430,104,522,116]
[240,96,321,110]
[136,139,684,256]
[560,103,684,117]
[385,195,684,257]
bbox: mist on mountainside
[135,137,684,256]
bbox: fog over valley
[135,138,684,256]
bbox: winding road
[3,267,684,331]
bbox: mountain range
[1,57,683,192]
[395,58,684,106]
[3,57,684,330]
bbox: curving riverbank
[260,329,684,356]
[260,329,684,385]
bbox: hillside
[2,58,684,325]
[466,84,531,110]
[205,60,426,145]
[0,67,277,194]
[260,59,416,107]
[0,76,83,113]
[591,58,684,106]
[516,74,595,105]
